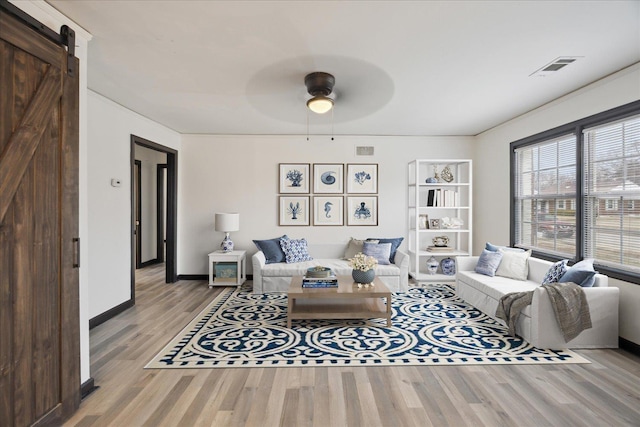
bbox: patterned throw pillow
[280,237,313,264]
[362,242,392,265]
[541,259,568,285]
[475,249,503,277]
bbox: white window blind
[514,134,577,256]
[583,114,640,272]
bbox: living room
[4,1,640,425]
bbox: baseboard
[139,258,161,268]
[619,337,640,356]
[177,274,254,281]
[89,299,134,329]
[81,378,99,399]
[178,274,208,280]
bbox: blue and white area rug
[145,283,589,368]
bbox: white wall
[178,135,474,274]
[134,145,167,263]
[87,91,180,317]
[474,63,640,345]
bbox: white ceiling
[47,0,640,136]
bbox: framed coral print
[279,163,310,194]
[313,163,344,194]
[313,196,344,226]
[347,196,378,226]
[279,196,310,226]
[346,163,378,194]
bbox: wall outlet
[110,178,122,187]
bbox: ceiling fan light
[307,96,333,114]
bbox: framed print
[279,163,310,194]
[279,196,310,226]
[419,214,429,229]
[347,196,378,226]
[346,163,378,193]
[313,163,344,194]
[313,196,344,226]
[430,218,441,229]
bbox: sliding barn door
[0,8,80,427]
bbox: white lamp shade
[215,213,239,232]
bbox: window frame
[510,99,640,285]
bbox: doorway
[130,135,178,301]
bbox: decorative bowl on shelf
[306,266,332,278]
[432,236,449,247]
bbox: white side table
[208,250,247,288]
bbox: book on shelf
[425,189,459,207]
[426,246,453,252]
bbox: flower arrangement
[348,252,378,271]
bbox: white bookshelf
[407,159,473,282]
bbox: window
[511,100,640,283]
[514,135,577,257]
[584,115,640,273]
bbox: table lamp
[215,213,239,252]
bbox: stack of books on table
[302,274,338,288]
[426,246,452,252]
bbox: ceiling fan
[305,72,335,114]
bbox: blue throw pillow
[558,259,596,287]
[280,237,313,264]
[486,242,525,253]
[541,259,568,285]
[367,237,403,263]
[475,249,503,277]
[253,235,288,264]
[362,242,392,265]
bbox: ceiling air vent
[356,146,374,156]
[530,57,582,77]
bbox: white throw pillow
[495,249,531,281]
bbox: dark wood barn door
[0,7,80,427]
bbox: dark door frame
[130,136,178,296]
[134,160,142,269]
[157,163,167,262]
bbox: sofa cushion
[343,238,367,260]
[363,241,391,265]
[541,259,569,285]
[253,235,288,264]
[280,237,313,263]
[457,270,540,303]
[486,242,525,252]
[496,249,531,281]
[559,259,596,287]
[474,249,503,277]
[260,258,400,277]
[367,237,404,263]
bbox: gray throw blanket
[495,282,592,343]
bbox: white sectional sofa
[252,243,409,294]
[456,256,619,349]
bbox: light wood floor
[65,264,640,427]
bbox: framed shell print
[347,196,378,226]
[346,163,378,194]
[313,163,344,194]
[279,196,310,226]
[313,196,344,226]
[279,163,310,194]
